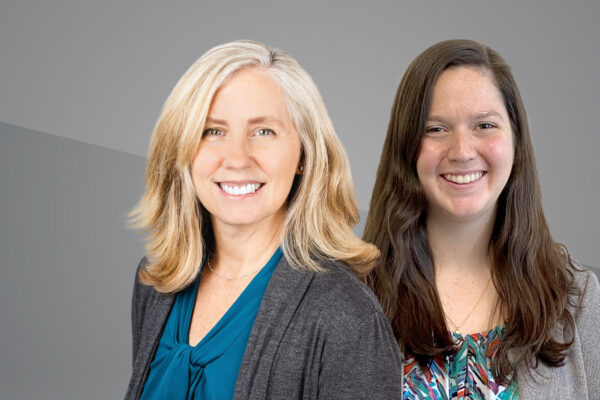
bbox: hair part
[130,40,378,294]
[363,39,578,383]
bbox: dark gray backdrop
[1,1,599,399]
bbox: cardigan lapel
[500,315,583,399]
[234,257,315,399]
[131,291,176,400]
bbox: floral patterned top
[403,326,518,399]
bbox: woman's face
[416,65,514,225]
[191,67,302,232]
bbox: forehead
[207,67,290,121]
[429,65,507,117]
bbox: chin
[220,215,262,226]
[446,203,495,222]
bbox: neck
[210,212,284,277]
[426,209,496,274]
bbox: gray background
[1,1,599,398]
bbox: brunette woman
[364,39,600,399]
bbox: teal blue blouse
[140,247,282,400]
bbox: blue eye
[203,128,223,136]
[256,128,275,136]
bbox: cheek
[260,153,300,200]
[192,146,219,172]
[416,141,441,179]
[485,135,514,171]
[484,135,515,197]
[190,151,216,192]
[268,140,302,177]
[269,155,299,185]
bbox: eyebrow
[472,111,505,120]
[248,116,285,128]
[205,117,228,126]
[427,110,506,123]
[204,116,285,128]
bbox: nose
[222,135,252,169]
[447,128,476,162]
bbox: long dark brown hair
[363,39,577,383]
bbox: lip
[215,180,265,199]
[440,171,487,186]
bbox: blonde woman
[124,40,402,400]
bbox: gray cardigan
[513,268,600,399]
[125,256,403,399]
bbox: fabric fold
[140,247,282,400]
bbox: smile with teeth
[219,182,263,196]
[443,172,484,184]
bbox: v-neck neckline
[184,247,283,348]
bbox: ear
[296,147,305,175]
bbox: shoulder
[132,257,153,303]
[570,266,600,326]
[300,259,387,330]
[299,261,403,397]
[130,256,176,348]
[132,257,172,319]
[134,256,149,286]
[564,266,600,396]
[238,257,402,399]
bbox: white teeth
[219,183,261,195]
[443,172,483,184]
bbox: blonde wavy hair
[130,40,378,293]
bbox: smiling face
[191,67,302,232]
[416,65,515,225]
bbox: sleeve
[575,270,600,395]
[318,311,403,399]
[130,257,147,367]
